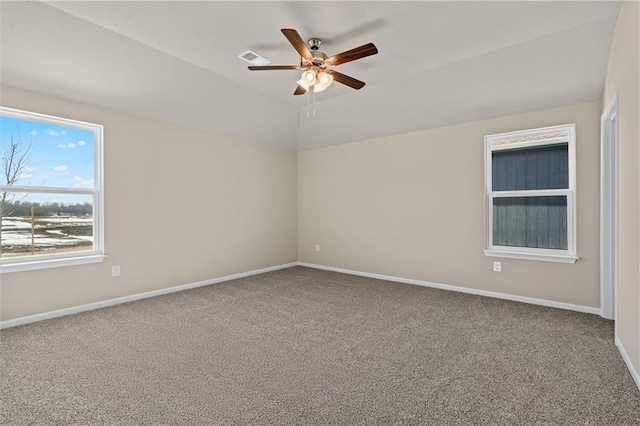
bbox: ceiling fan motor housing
[302,50,329,67]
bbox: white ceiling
[0,1,621,151]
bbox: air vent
[238,50,271,66]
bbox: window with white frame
[0,107,104,273]
[484,124,577,263]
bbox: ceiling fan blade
[328,43,378,66]
[248,65,300,71]
[330,71,366,90]
[294,85,307,96]
[281,28,313,59]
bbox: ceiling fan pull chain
[306,89,310,118]
[313,89,316,116]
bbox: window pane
[492,196,567,249]
[0,115,95,189]
[1,193,94,258]
[492,144,568,191]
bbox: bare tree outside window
[1,129,33,216]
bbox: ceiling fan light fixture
[314,72,334,93]
[313,82,328,93]
[319,71,333,85]
[302,69,317,85]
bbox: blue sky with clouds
[1,115,95,191]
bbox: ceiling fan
[248,28,378,95]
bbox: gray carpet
[1,266,639,425]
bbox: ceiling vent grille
[238,50,271,66]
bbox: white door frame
[600,91,619,321]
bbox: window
[484,124,577,263]
[1,107,104,272]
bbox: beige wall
[603,1,640,377]
[0,86,298,321]
[299,101,602,308]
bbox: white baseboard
[616,336,640,392]
[0,262,298,330]
[298,262,601,315]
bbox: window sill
[484,249,578,264]
[1,254,105,274]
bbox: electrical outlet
[493,261,501,272]
[112,265,121,277]
[315,244,320,252]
